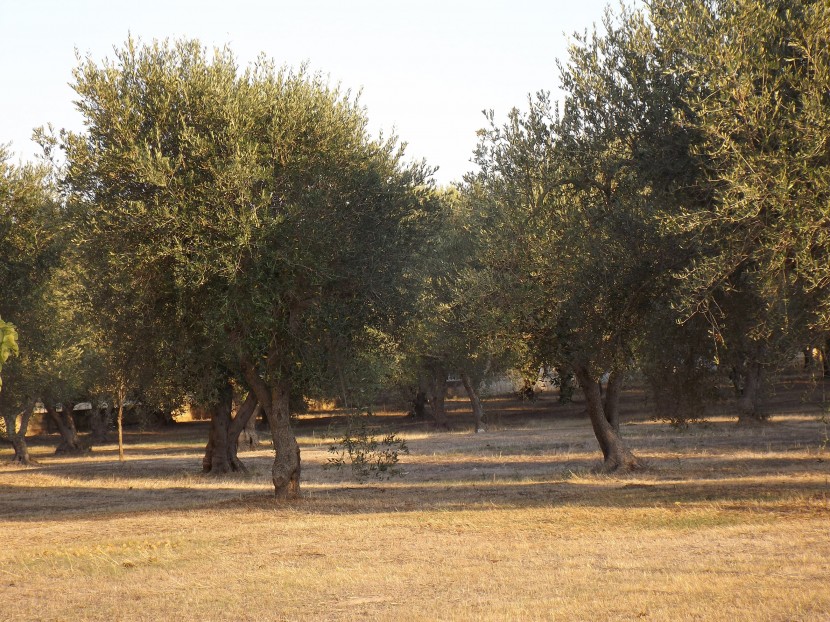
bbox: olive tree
[61,39,437,496]
[0,149,71,463]
[648,0,830,416]
[467,6,702,470]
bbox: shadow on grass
[3,379,828,523]
[2,449,829,523]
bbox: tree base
[596,455,644,473]
[8,455,38,466]
[54,442,89,455]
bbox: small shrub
[324,410,409,482]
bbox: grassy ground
[2,374,830,621]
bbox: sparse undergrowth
[324,409,410,481]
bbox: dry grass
[2,375,830,621]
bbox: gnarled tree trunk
[46,402,83,454]
[2,399,36,465]
[242,359,301,499]
[226,392,260,472]
[460,371,486,433]
[574,365,639,471]
[267,379,301,498]
[202,380,235,474]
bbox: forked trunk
[242,359,301,499]
[575,365,639,472]
[236,402,261,452]
[737,361,764,421]
[603,370,623,433]
[460,371,486,433]
[430,366,449,429]
[202,381,234,474]
[46,402,83,454]
[226,392,260,472]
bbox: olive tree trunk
[242,359,301,499]
[737,360,764,421]
[460,371,486,433]
[2,399,36,465]
[202,380,235,474]
[203,390,259,474]
[574,365,639,471]
[267,379,301,498]
[89,399,111,444]
[46,402,83,454]
[236,401,261,452]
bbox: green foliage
[60,37,438,414]
[0,146,75,410]
[325,410,409,481]
[653,0,830,329]
[466,5,697,387]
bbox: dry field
[2,375,830,621]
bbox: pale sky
[1,0,614,184]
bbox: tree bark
[202,380,234,474]
[227,392,259,472]
[266,379,301,498]
[737,360,764,421]
[411,390,428,418]
[235,399,261,451]
[2,400,36,465]
[574,365,639,471]
[430,365,449,429]
[46,402,83,454]
[460,371,486,433]
[242,359,301,499]
[89,400,110,443]
[603,370,623,433]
